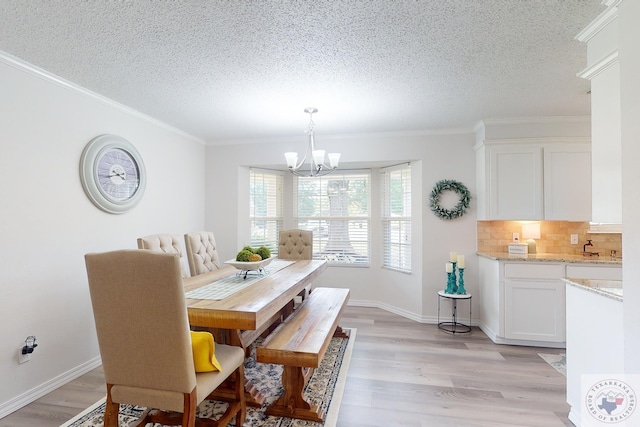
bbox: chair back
[84,250,196,398]
[137,234,190,278]
[278,229,313,260]
[184,231,223,276]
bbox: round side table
[437,290,472,334]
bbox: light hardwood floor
[0,306,570,427]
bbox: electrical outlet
[18,346,30,364]
[571,234,579,245]
[512,232,519,242]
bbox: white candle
[446,262,453,273]
[457,255,465,269]
[449,252,457,263]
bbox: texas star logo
[585,379,637,424]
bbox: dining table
[183,258,327,406]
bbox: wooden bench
[256,287,350,422]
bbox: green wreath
[429,179,471,220]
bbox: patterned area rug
[538,352,566,376]
[60,329,355,427]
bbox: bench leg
[265,365,323,422]
[334,325,349,338]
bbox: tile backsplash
[477,221,622,256]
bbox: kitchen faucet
[583,239,598,256]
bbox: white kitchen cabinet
[577,8,622,225]
[566,264,623,280]
[488,144,543,220]
[477,256,622,348]
[503,263,566,343]
[543,144,592,221]
[476,140,591,221]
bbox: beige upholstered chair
[137,234,190,278]
[278,229,313,261]
[84,250,246,427]
[279,229,313,304]
[184,231,224,277]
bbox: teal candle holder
[451,262,458,294]
[445,262,458,294]
[457,267,467,294]
[445,271,456,293]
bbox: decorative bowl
[224,256,274,271]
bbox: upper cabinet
[475,138,591,221]
[577,4,622,226]
[543,144,592,221]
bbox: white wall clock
[79,134,146,214]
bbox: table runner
[185,259,295,300]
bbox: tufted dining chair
[278,229,314,305]
[184,231,225,277]
[137,234,190,279]
[84,249,246,427]
[278,229,313,261]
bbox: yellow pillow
[190,331,222,372]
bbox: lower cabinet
[504,279,565,342]
[478,257,621,348]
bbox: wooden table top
[185,259,327,331]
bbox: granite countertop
[477,251,622,265]
[562,277,623,302]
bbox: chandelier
[284,108,341,177]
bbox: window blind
[382,164,411,272]
[249,169,283,255]
[294,171,370,265]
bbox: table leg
[226,329,266,407]
[265,365,323,422]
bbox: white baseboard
[478,322,566,349]
[0,356,102,419]
[347,299,478,326]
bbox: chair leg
[183,388,197,427]
[235,366,246,427]
[104,384,119,427]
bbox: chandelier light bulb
[328,153,341,169]
[284,152,298,168]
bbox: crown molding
[575,0,622,42]
[0,50,205,145]
[479,116,591,126]
[207,126,476,146]
[577,50,619,80]
[476,136,591,149]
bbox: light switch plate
[571,234,578,245]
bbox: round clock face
[80,135,146,214]
[96,147,141,202]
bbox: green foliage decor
[429,179,471,220]
[236,246,271,261]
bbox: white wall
[0,54,207,415]
[619,0,640,374]
[205,132,478,321]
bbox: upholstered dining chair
[278,229,314,304]
[84,249,246,427]
[184,231,225,277]
[278,229,313,261]
[137,233,190,279]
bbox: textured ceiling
[0,1,604,143]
